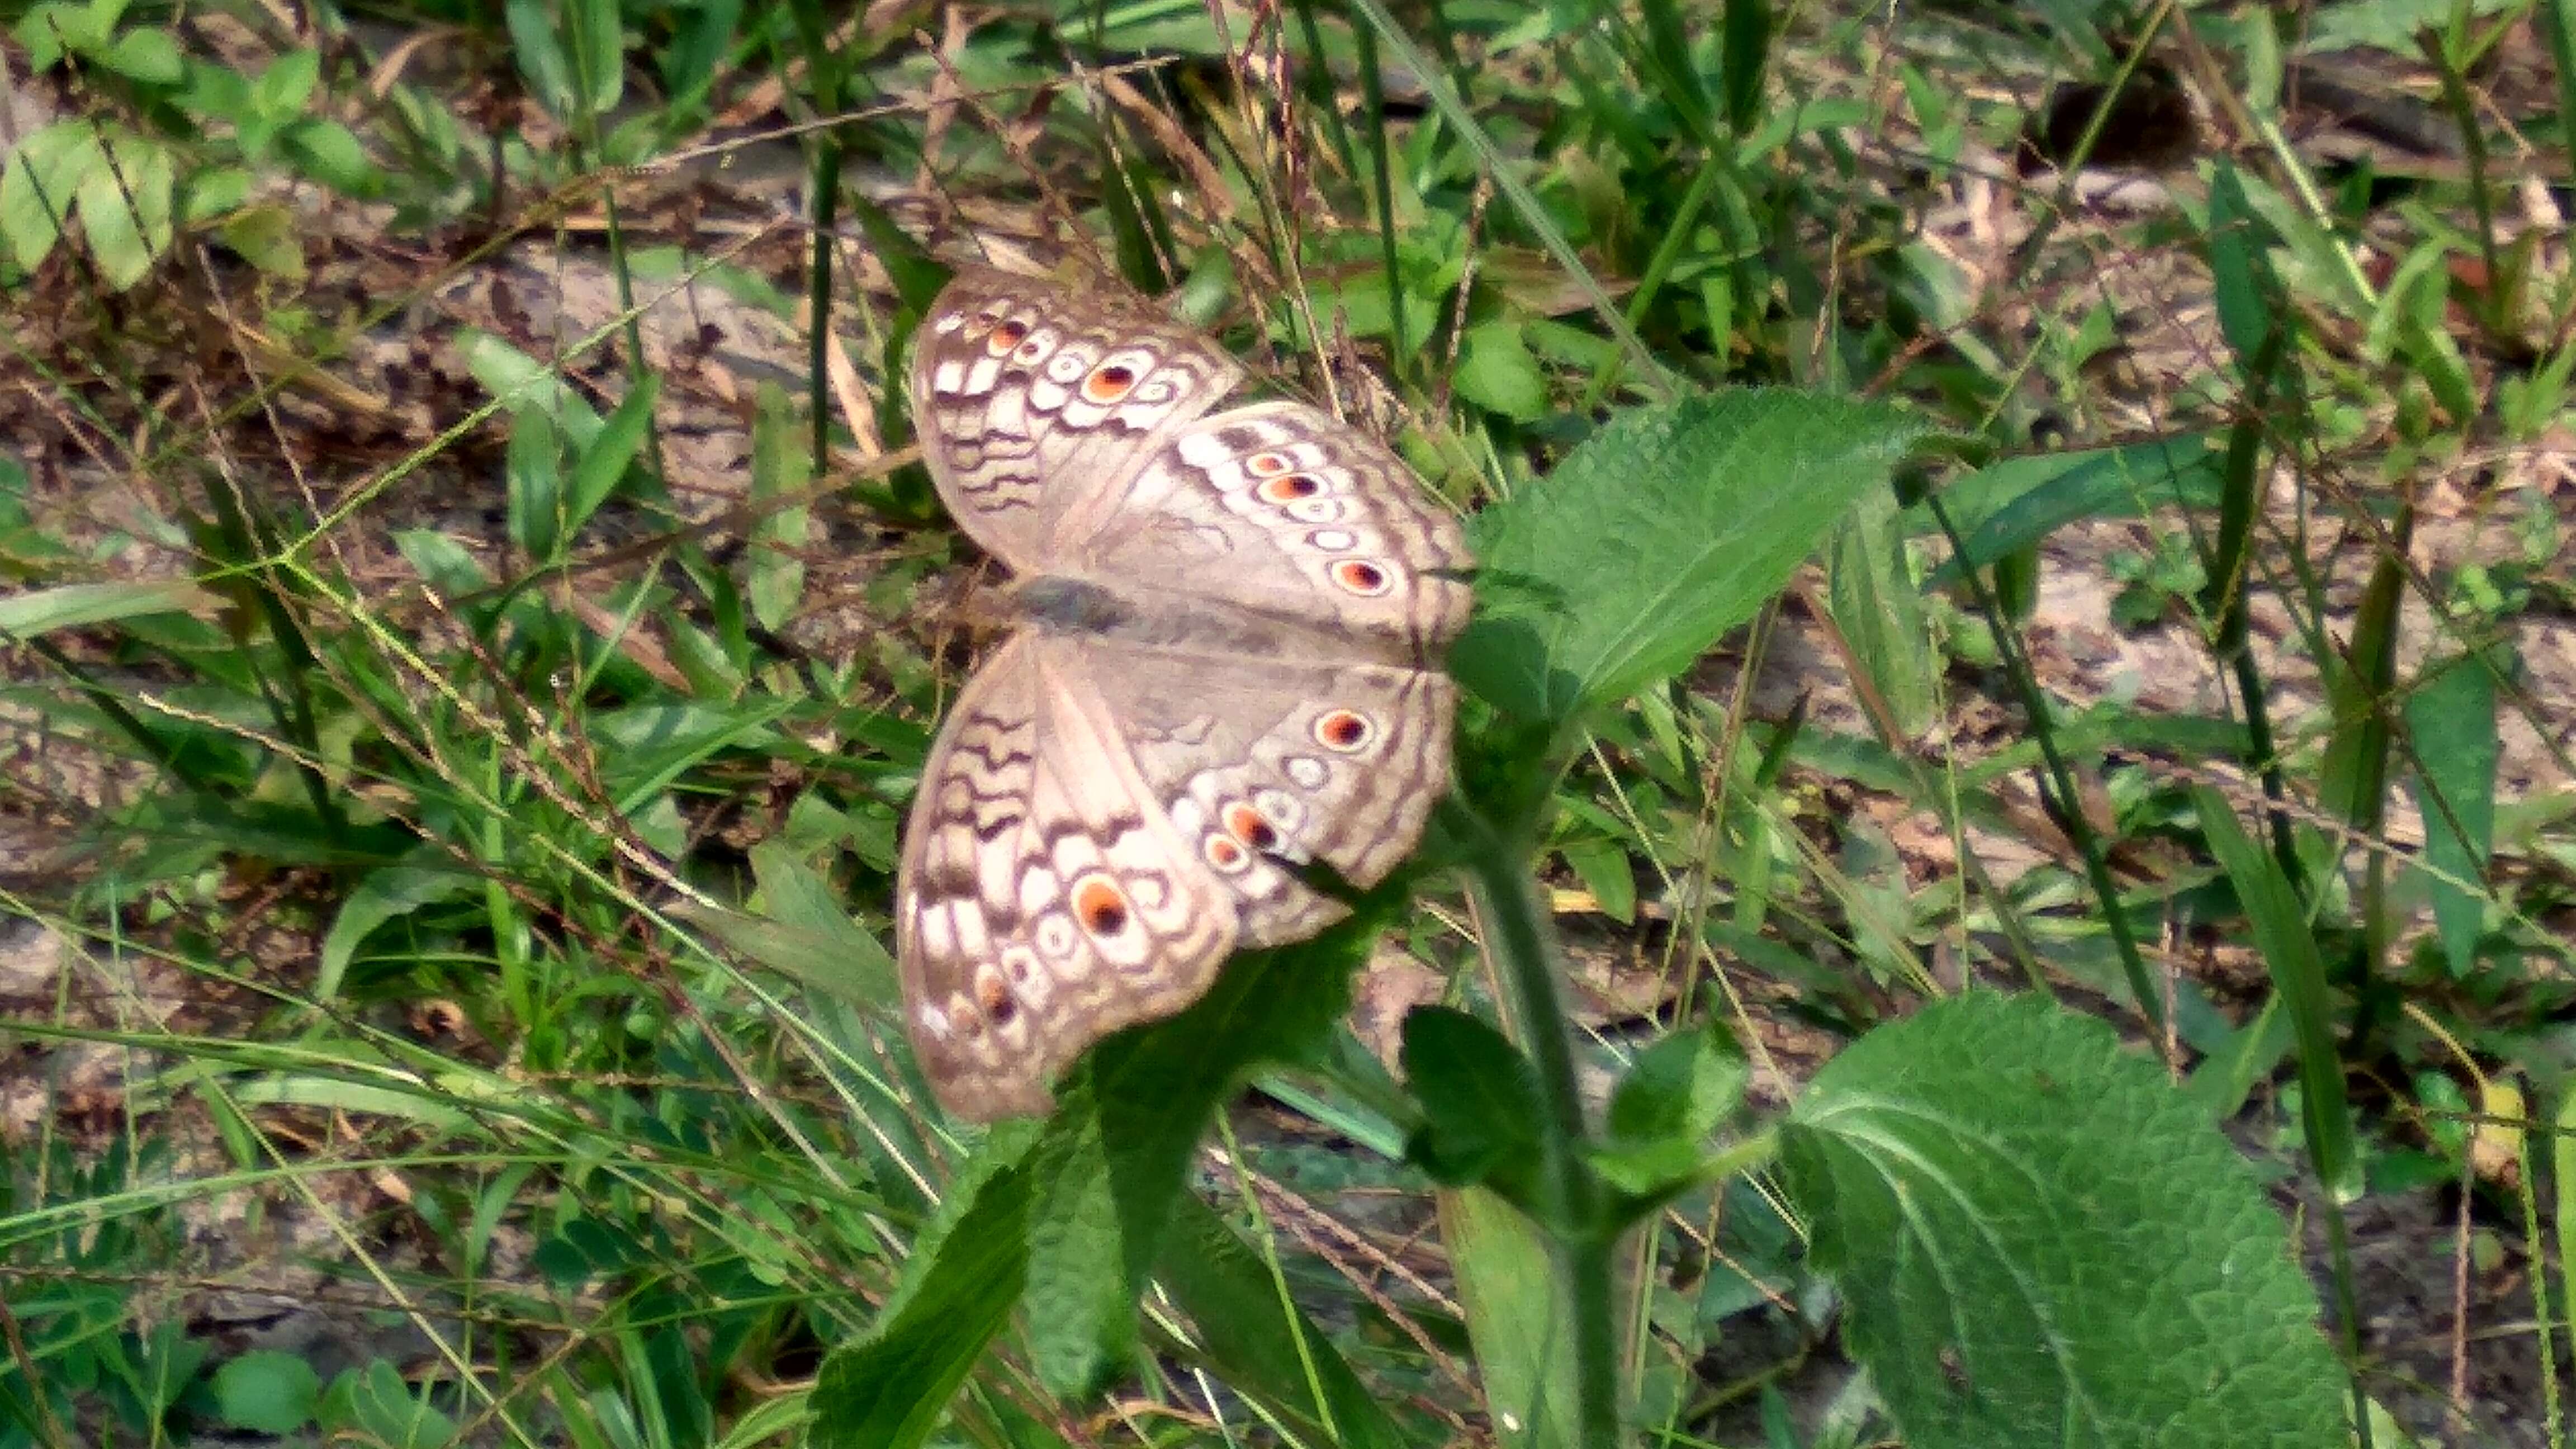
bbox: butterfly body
[897,266,1470,1120]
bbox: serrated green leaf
[808,1124,1040,1449]
[1453,390,1922,730]
[1021,916,1377,1393]
[1782,992,2346,1447]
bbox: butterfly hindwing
[896,635,1240,1120]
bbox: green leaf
[1399,1006,1546,1200]
[1153,1192,1408,1449]
[2206,161,2286,378]
[747,382,811,633]
[506,0,577,119]
[321,1360,457,1449]
[1,121,103,271]
[252,48,320,119]
[1559,836,1636,924]
[278,119,384,198]
[2195,784,2360,1201]
[316,859,479,999]
[810,1124,1040,1449]
[393,528,491,596]
[1920,436,2223,582]
[717,839,899,1010]
[0,579,215,637]
[214,1350,320,1433]
[1453,389,1922,730]
[506,407,566,560]
[2407,651,2500,974]
[1607,1015,1744,1144]
[102,27,182,84]
[1456,320,1551,422]
[1590,1016,1748,1202]
[563,0,624,115]
[1827,484,1935,736]
[1439,1183,1579,1449]
[1020,916,1377,1393]
[216,201,303,278]
[1781,992,2346,1447]
[561,371,660,549]
[75,132,173,288]
[588,699,790,811]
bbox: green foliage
[3,0,2562,1445]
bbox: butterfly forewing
[1076,400,1473,664]
[908,264,1245,572]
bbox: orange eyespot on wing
[1331,560,1392,595]
[1083,363,1139,402]
[1223,803,1280,853]
[1257,473,1322,504]
[1314,709,1374,751]
[1073,875,1132,936]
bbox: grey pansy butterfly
[894,264,1472,1120]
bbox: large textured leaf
[1452,389,1921,730]
[1781,992,2345,1448]
[808,1124,1040,1449]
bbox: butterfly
[894,264,1471,1120]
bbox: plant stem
[1445,797,1625,1448]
